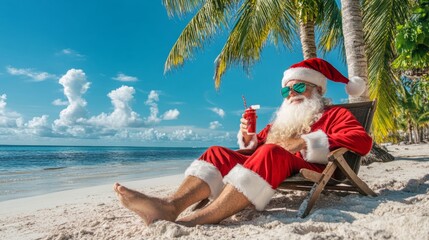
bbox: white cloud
[119,126,235,144]
[87,85,142,128]
[145,90,161,124]
[209,121,222,130]
[0,69,237,146]
[168,128,194,140]
[6,66,57,81]
[0,91,236,145]
[144,91,180,124]
[62,49,72,54]
[0,94,24,128]
[60,48,84,58]
[146,90,159,103]
[23,115,52,136]
[53,69,90,133]
[210,107,225,118]
[0,94,6,112]
[26,115,49,128]
[113,73,138,82]
[162,109,180,120]
[52,99,68,106]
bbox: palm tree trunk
[299,20,317,59]
[415,126,420,143]
[408,122,413,143]
[422,125,429,140]
[340,0,394,163]
[340,0,369,102]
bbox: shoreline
[0,174,184,218]
[0,145,201,202]
[1,143,428,239]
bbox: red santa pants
[185,144,326,210]
[199,144,325,188]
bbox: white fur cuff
[184,160,224,199]
[223,164,275,211]
[301,130,330,164]
[237,131,258,150]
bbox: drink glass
[244,105,259,135]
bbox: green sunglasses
[281,82,317,98]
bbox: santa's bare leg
[176,184,251,227]
[113,176,210,225]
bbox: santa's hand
[240,115,253,143]
[240,115,248,134]
[281,137,306,154]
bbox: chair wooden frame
[277,101,377,218]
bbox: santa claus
[113,58,373,227]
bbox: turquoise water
[0,145,207,201]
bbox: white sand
[1,144,428,240]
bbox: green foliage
[295,0,321,23]
[392,77,429,143]
[393,0,429,70]
[362,0,413,143]
[317,0,344,59]
[213,0,296,88]
[163,0,342,89]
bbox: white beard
[266,91,324,145]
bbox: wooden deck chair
[277,100,377,218]
[193,101,377,216]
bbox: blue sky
[0,0,350,147]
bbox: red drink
[244,106,258,135]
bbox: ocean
[0,145,208,202]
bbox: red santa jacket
[238,106,373,164]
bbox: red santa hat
[281,58,366,96]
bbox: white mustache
[288,95,305,104]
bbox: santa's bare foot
[113,183,178,225]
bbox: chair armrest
[328,147,351,161]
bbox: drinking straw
[242,95,247,109]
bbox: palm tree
[340,0,413,142]
[163,0,342,89]
[297,0,344,60]
[397,81,419,143]
[364,0,415,143]
[340,0,369,103]
[163,0,419,145]
[396,78,429,143]
[296,0,318,59]
[391,0,429,143]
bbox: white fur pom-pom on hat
[282,58,366,96]
[346,76,366,96]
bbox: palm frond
[269,1,297,49]
[363,0,413,142]
[164,0,235,73]
[296,0,319,23]
[418,112,429,123]
[369,67,401,141]
[317,0,345,62]
[214,0,296,89]
[162,0,205,17]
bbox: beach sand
[1,144,428,240]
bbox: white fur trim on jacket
[184,160,224,199]
[237,131,258,150]
[223,164,275,211]
[300,129,330,164]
